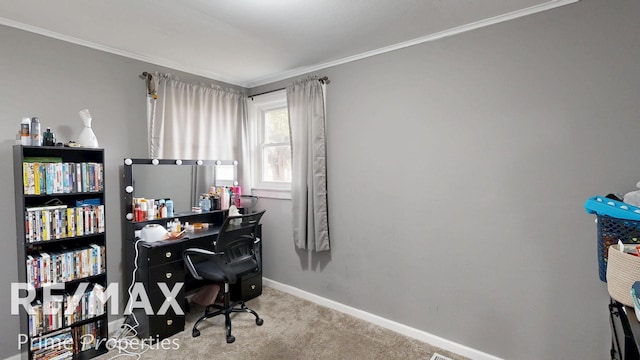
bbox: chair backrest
[215,210,266,253]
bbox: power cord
[105,239,149,359]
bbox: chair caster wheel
[226,335,235,343]
[192,329,200,338]
[256,318,264,326]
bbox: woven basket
[606,245,640,306]
[596,215,640,282]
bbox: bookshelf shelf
[24,191,104,199]
[13,145,109,360]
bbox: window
[262,107,291,183]
[249,90,291,198]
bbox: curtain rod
[140,72,329,99]
[249,76,329,99]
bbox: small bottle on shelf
[139,200,148,221]
[42,127,56,146]
[165,199,174,217]
[20,117,30,145]
[30,117,41,146]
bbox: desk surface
[139,225,222,248]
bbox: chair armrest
[183,248,224,280]
[254,237,261,272]
[184,248,219,256]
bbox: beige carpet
[96,286,469,360]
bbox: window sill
[251,188,291,200]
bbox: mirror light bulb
[126,213,134,220]
[152,159,159,165]
[125,185,134,193]
[175,159,182,165]
[124,158,133,166]
[196,160,203,165]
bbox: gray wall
[0,25,239,358]
[1,0,639,359]
[253,1,640,359]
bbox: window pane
[264,108,289,144]
[262,145,291,182]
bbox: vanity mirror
[121,158,262,341]
[122,158,238,221]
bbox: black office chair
[183,210,266,343]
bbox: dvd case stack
[72,319,106,353]
[24,203,105,243]
[22,159,103,195]
[29,284,106,336]
[26,244,105,288]
[30,328,74,360]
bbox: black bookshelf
[13,145,109,360]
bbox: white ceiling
[0,0,577,88]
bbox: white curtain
[146,72,250,189]
[287,76,330,252]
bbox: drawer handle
[166,273,172,279]
[165,252,172,258]
[251,284,256,290]
[167,319,173,326]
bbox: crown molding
[0,0,579,89]
[243,0,579,87]
[0,16,243,86]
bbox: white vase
[77,109,99,148]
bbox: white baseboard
[5,284,501,360]
[263,278,503,360]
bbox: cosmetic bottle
[166,199,174,217]
[30,117,41,146]
[20,117,30,145]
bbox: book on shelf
[22,160,104,196]
[29,282,106,338]
[24,204,105,243]
[26,245,106,288]
[30,327,73,356]
[72,318,105,353]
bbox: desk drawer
[132,287,186,340]
[147,314,185,340]
[231,271,262,302]
[142,243,182,267]
[141,261,184,293]
[133,309,185,340]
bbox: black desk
[124,214,262,340]
[610,300,640,360]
